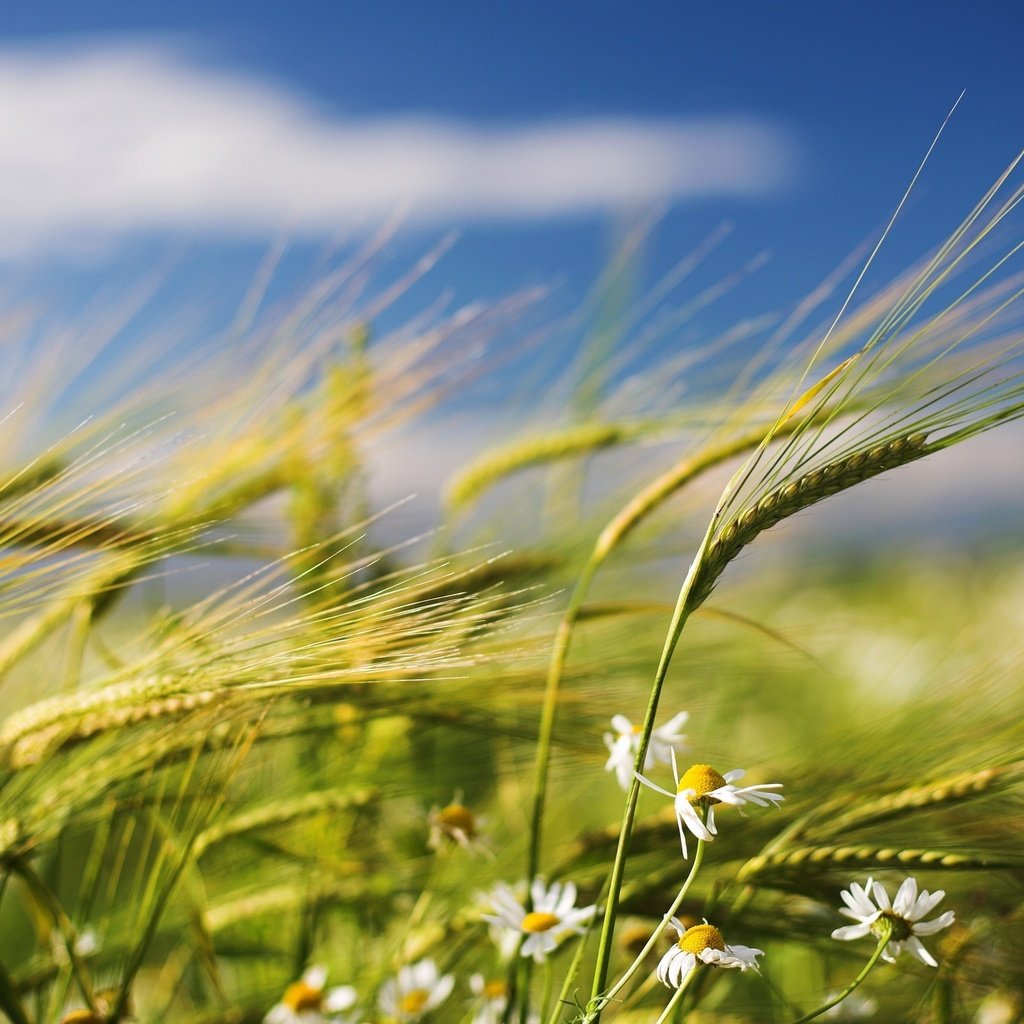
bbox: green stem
[589,521,715,1012]
[524,425,793,889]
[539,959,554,1024]
[594,836,707,1015]
[788,927,891,1024]
[546,926,595,1024]
[0,955,31,1024]
[9,857,97,1014]
[653,972,695,1024]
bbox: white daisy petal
[910,888,946,921]
[264,1008,294,1024]
[555,882,578,916]
[428,973,456,1009]
[912,910,955,935]
[676,798,715,842]
[904,936,938,968]
[635,771,676,800]
[841,886,873,917]
[303,965,328,992]
[675,813,689,858]
[870,880,891,910]
[723,943,765,968]
[531,876,550,909]
[831,922,875,941]
[610,714,633,734]
[893,877,918,916]
[324,986,358,1013]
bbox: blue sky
[1,2,1022,541]
[2,2,1024,364]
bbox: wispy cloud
[0,42,795,256]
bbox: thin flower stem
[516,959,531,1024]
[540,959,554,1024]
[0,955,31,1024]
[524,423,797,889]
[589,520,716,1013]
[599,836,707,1010]
[653,973,695,1024]
[788,926,892,1024]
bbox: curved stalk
[596,835,707,1014]
[652,971,696,1024]
[788,925,892,1024]
[525,423,788,891]
[588,521,716,1009]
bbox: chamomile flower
[482,878,596,962]
[656,921,763,989]
[264,966,358,1024]
[635,753,784,857]
[603,712,689,790]
[831,875,955,967]
[378,959,454,1021]
[427,792,491,856]
[469,974,509,1024]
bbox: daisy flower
[469,974,509,1024]
[636,754,784,857]
[656,921,763,989]
[427,792,491,856]
[378,959,454,1021]
[265,966,358,1024]
[482,878,596,962]
[831,875,955,967]
[603,712,689,791]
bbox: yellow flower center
[630,724,643,734]
[400,989,431,1015]
[437,803,476,836]
[677,764,727,804]
[283,980,323,1012]
[521,911,561,933]
[677,923,726,954]
[483,980,508,999]
[61,1013,105,1024]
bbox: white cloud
[0,42,794,256]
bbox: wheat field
[0,155,1023,1024]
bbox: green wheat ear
[686,432,931,610]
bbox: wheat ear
[686,432,931,610]
[737,844,1020,881]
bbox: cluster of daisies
[262,710,956,1024]
[601,710,955,1000]
[265,961,458,1024]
